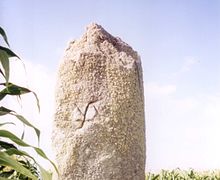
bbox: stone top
[65,23,139,61]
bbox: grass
[146,169,220,180]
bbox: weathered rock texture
[52,23,145,180]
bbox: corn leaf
[0,122,15,127]
[0,151,37,180]
[0,170,15,178]
[5,148,52,180]
[0,50,9,85]
[0,130,29,147]
[0,106,13,116]
[34,147,59,176]
[38,164,52,180]
[0,46,19,59]
[0,130,58,175]
[0,27,10,47]
[14,114,40,143]
[0,68,5,78]
[0,141,17,150]
[32,91,40,112]
[0,106,40,143]
[0,83,40,112]
[0,83,31,96]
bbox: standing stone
[52,23,145,180]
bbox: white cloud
[145,81,220,171]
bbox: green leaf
[0,122,15,127]
[0,68,5,78]
[38,164,52,180]
[14,114,40,143]
[0,50,9,85]
[0,27,10,47]
[0,83,31,96]
[0,46,19,59]
[32,91,40,112]
[5,148,52,180]
[0,106,40,143]
[0,93,6,101]
[0,141,17,150]
[0,177,14,180]
[0,84,40,112]
[34,147,59,176]
[0,130,59,176]
[21,126,25,140]
[0,130,29,147]
[5,148,30,158]
[0,151,37,180]
[0,170,15,178]
[152,174,160,180]
[0,106,13,116]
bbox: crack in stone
[77,100,98,129]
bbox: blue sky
[1,0,220,172]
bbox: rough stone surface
[52,23,145,180]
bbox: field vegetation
[146,169,220,180]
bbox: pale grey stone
[52,23,145,180]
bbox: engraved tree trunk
[52,23,145,180]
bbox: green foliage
[146,169,220,180]
[0,27,58,179]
